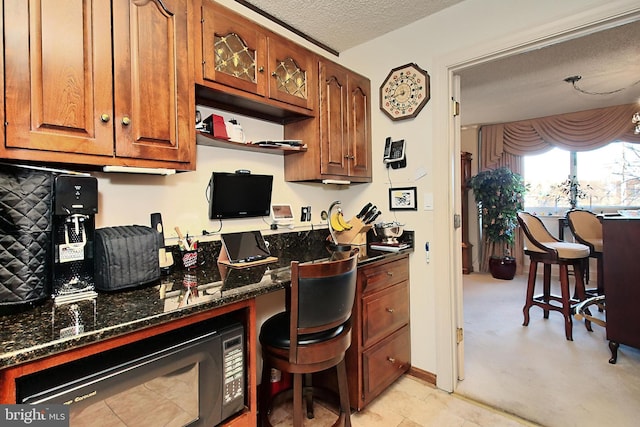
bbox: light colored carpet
[456,272,640,427]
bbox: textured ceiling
[458,19,640,125]
[236,1,640,126]
[239,0,465,53]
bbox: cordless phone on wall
[383,137,407,169]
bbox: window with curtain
[524,141,640,212]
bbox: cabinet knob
[121,116,131,126]
[271,71,277,77]
[258,66,264,72]
[100,114,110,123]
[386,271,394,276]
[387,357,396,364]
[386,308,394,313]
[344,155,355,160]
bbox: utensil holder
[182,250,198,269]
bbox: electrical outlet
[300,206,312,221]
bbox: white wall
[90,0,640,392]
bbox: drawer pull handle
[386,308,394,313]
[387,357,396,363]
[386,271,394,276]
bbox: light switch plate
[423,193,434,210]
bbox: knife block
[335,217,371,257]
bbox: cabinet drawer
[360,256,409,295]
[363,282,409,347]
[363,325,411,402]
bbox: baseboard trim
[408,366,437,386]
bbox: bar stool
[517,212,591,341]
[259,252,358,427]
[566,209,604,296]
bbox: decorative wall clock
[379,63,430,121]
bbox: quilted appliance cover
[0,165,53,314]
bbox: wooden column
[462,152,473,274]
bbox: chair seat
[260,311,347,349]
[526,241,590,259]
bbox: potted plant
[468,167,527,279]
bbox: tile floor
[269,374,538,426]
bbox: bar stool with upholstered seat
[517,212,591,340]
[259,251,358,427]
[566,209,604,296]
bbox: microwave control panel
[222,333,244,404]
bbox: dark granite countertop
[0,228,413,369]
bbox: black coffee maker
[52,175,98,298]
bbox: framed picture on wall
[389,187,417,210]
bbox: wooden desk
[602,217,640,363]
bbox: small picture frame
[389,187,418,210]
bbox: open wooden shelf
[196,131,307,155]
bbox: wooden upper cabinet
[266,34,315,111]
[319,60,371,179]
[319,61,349,177]
[284,59,371,182]
[201,3,267,96]
[4,0,114,156]
[2,0,194,170]
[197,1,315,114]
[347,71,372,179]
[112,0,193,163]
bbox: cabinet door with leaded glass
[201,3,267,96]
[266,34,316,111]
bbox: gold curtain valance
[481,103,640,167]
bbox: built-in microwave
[16,318,245,426]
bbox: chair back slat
[298,268,357,330]
[517,211,559,253]
[289,252,358,356]
[567,210,602,241]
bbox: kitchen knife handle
[362,206,378,223]
[357,203,373,218]
[367,210,383,224]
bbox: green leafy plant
[468,167,527,262]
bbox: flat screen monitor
[209,172,273,219]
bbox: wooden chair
[566,209,604,296]
[259,251,358,427]
[516,212,590,340]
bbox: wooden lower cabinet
[363,325,411,401]
[602,218,640,363]
[346,254,411,410]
